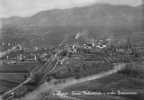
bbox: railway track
[0,40,138,100]
[19,63,126,100]
[1,49,128,100]
[1,50,65,100]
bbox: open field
[0,62,39,95]
[0,63,38,73]
[0,72,28,94]
[0,73,27,82]
[63,62,144,100]
[13,64,125,100]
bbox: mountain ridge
[1,3,143,48]
[2,3,143,28]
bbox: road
[20,63,126,100]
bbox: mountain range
[1,3,144,47]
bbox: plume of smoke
[75,32,80,39]
[75,30,89,41]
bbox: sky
[0,0,143,18]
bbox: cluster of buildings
[0,32,137,65]
[0,43,51,64]
[73,32,112,50]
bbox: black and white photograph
[0,0,144,100]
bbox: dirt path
[21,63,126,100]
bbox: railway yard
[0,35,144,100]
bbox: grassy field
[0,62,38,73]
[0,62,39,94]
[62,62,144,100]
